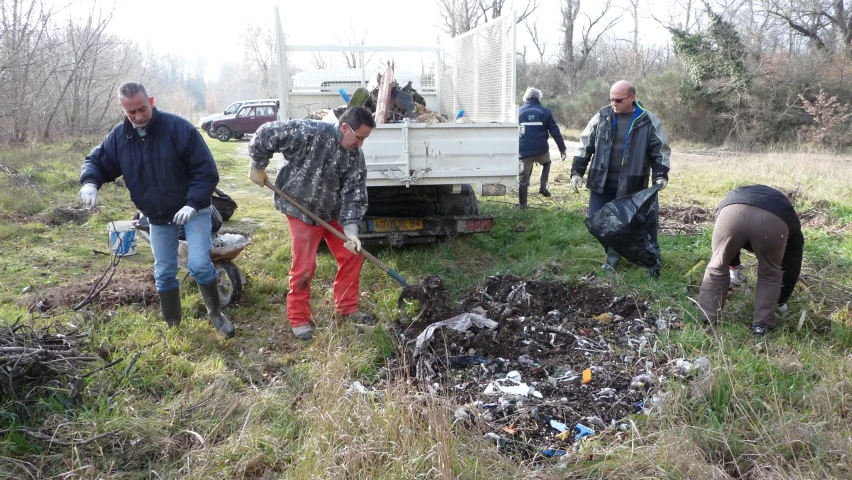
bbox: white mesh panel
[438,15,516,123]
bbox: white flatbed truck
[274,11,520,246]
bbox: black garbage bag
[212,188,238,221]
[585,184,662,275]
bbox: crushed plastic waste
[387,273,684,462]
[213,233,246,247]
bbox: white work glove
[655,178,668,190]
[570,175,584,193]
[560,151,567,161]
[249,167,268,187]
[173,206,197,225]
[79,183,99,208]
[776,303,789,315]
[343,223,361,253]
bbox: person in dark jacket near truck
[79,81,234,338]
[570,80,671,272]
[697,185,804,336]
[517,87,567,208]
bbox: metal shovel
[264,180,408,287]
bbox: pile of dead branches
[0,318,115,417]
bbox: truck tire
[215,126,232,142]
[441,184,479,216]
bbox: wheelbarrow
[134,223,252,307]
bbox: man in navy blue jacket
[79,82,234,338]
[518,87,567,208]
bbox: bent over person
[698,185,804,336]
[247,107,376,341]
[571,80,671,273]
[79,82,234,338]
[518,87,567,208]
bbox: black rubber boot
[158,288,182,327]
[197,282,235,338]
[518,185,528,208]
[539,162,551,196]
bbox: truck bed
[361,121,519,194]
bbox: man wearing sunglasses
[570,80,671,273]
[247,106,376,340]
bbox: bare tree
[337,25,369,68]
[0,0,58,142]
[41,5,115,140]
[243,24,276,93]
[765,0,852,55]
[525,16,548,62]
[559,0,621,92]
[437,0,539,37]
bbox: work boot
[539,187,552,197]
[346,310,376,325]
[602,249,620,272]
[291,325,313,340]
[197,282,235,338]
[540,162,551,190]
[518,185,528,208]
[158,288,182,327]
[752,324,776,337]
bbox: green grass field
[0,135,850,479]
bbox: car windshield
[223,103,241,115]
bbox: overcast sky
[69,0,675,80]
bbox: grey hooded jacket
[571,101,671,197]
[248,120,368,227]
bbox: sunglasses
[609,95,634,104]
[344,123,368,141]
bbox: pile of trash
[380,274,708,461]
[306,64,448,124]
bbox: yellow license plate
[369,218,424,232]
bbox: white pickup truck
[274,11,519,246]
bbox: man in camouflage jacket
[248,106,376,340]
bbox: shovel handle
[263,180,408,286]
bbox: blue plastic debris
[549,419,568,432]
[574,423,595,441]
[339,88,351,102]
[633,401,645,414]
[541,449,566,457]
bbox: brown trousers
[697,204,789,327]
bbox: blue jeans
[149,207,215,291]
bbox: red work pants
[286,215,364,327]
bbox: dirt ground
[660,200,849,236]
[391,274,697,461]
[25,266,157,313]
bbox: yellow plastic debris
[556,430,571,441]
[593,313,612,324]
[582,368,592,384]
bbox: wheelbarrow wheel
[214,261,242,306]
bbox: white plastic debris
[345,381,368,395]
[413,313,498,357]
[483,370,538,397]
[213,233,246,247]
